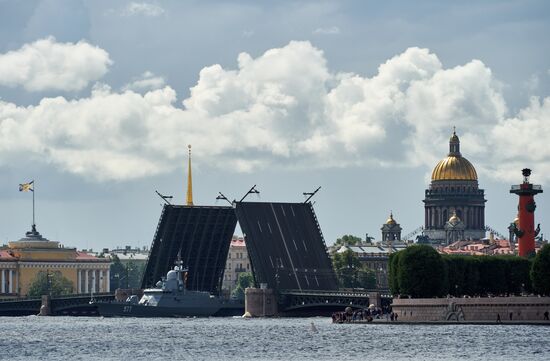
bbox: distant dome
[385,213,397,225]
[431,130,478,181]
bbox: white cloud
[0,41,548,183]
[313,26,340,35]
[0,37,112,92]
[122,71,166,92]
[123,2,165,17]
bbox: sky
[0,0,549,250]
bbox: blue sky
[0,0,549,250]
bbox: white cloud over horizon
[122,71,166,92]
[313,26,341,35]
[122,2,165,17]
[0,40,548,183]
[0,37,112,92]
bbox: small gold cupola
[386,212,396,225]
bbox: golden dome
[431,156,478,181]
[385,212,396,225]
[431,129,478,181]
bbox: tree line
[389,244,550,298]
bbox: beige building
[222,237,251,292]
[0,225,110,299]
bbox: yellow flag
[19,181,34,192]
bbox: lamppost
[521,283,525,297]
[45,270,53,297]
[125,264,134,289]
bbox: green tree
[332,249,362,288]
[109,256,145,290]
[444,255,468,296]
[333,235,362,248]
[388,251,401,294]
[27,271,74,298]
[109,254,126,291]
[356,267,377,289]
[503,256,532,295]
[477,257,507,295]
[231,272,254,299]
[332,249,376,288]
[531,244,550,295]
[397,245,446,298]
[126,260,145,288]
[462,257,480,295]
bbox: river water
[0,316,548,360]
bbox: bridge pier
[369,292,381,308]
[245,288,277,317]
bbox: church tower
[423,129,486,243]
[381,212,402,243]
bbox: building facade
[423,130,486,243]
[222,237,251,293]
[0,225,110,299]
[334,213,408,290]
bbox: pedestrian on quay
[544,311,549,320]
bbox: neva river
[1,316,549,361]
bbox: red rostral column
[510,168,543,257]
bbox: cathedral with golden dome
[423,130,486,243]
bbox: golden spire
[186,145,193,206]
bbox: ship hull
[95,302,221,317]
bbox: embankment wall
[391,296,550,322]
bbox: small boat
[94,258,226,317]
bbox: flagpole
[32,180,35,226]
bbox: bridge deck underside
[141,205,237,295]
[235,202,338,291]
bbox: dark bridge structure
[0,293,113,316]
[0,200,378,316]
[141,200,374,314]
[141,205,237,296]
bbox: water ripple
[0,316,549,360]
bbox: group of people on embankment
[332,306,397,323]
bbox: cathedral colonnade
[425,205,485,230]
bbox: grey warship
[95,258,224,317]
